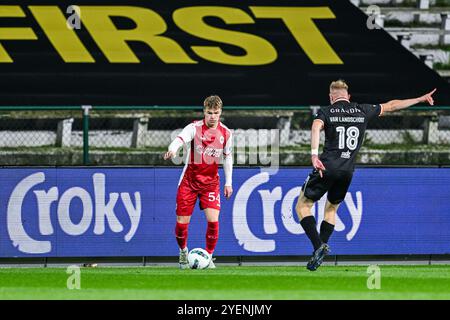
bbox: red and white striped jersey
[176,120,232,188]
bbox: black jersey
[314,100,382,172]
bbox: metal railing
[0,105,449,166]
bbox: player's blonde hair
[203,95,223,110]
[330,79,349,93]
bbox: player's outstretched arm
[163,138,183,160]
[163,150,176,160]
[381,88,436,114]
[163,123,195,160]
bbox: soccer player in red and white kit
[164,95,233,269]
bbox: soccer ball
[187,248,211,269]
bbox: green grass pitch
[0,265,449,300]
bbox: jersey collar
[333,98,350,104]
[203,119,220,129]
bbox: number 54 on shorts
[208,192,220,207]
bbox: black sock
[300,216,322,251]
[320,221,335,244]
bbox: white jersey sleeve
[223,153,233,187]
[223,131,233,186]
[177,123,196,144]
[168,123,195,153]
[223,130,233,156]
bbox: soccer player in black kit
[296,80,437,271]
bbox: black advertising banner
[0,0,449,106]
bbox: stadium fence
[0,105,449,166]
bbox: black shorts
[301,169,353,204]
